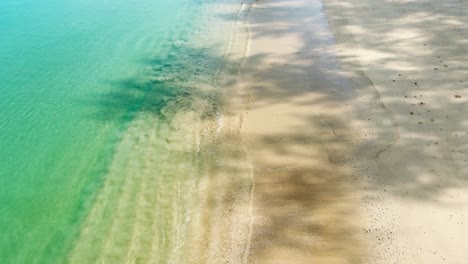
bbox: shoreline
[65,1,253,263]
[59,0,468,262]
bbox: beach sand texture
[215,0,468,263]
[324,0,468,263]
[240,0,366,263]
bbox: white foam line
[215,111,225,135]
[237,1,254,23]
[195,120,201,155]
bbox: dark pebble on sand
[410,112,414,115]
[414,82,418,85]
[455,95,462,98]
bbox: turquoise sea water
[0,0,242,262]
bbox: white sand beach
[324,0,468,263]
[219,0,468,263]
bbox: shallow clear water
[0,0,243,262]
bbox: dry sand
[223,0,468,263]
[323,0,468,263]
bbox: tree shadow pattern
[78,0,468,263]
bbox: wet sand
[237,0,367,262]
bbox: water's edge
[66,1,255,263]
